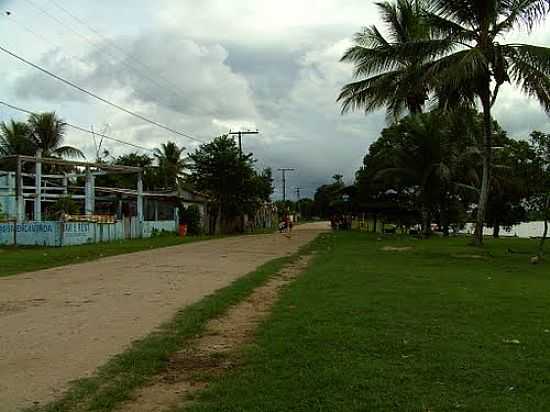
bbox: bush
[46,196,80,220]
[181,205,202,235]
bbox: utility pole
[228,129,259,157]
[295,187,303,201]
[277,168,295,202]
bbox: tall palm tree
[154,141,187,189]
[0,120,34,156]
[338,0,434,120]
[341,0,550,245]
[27,112,84,159]
[421,0,550,245]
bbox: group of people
[330,215,352,231]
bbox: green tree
[527,131,550,258]
[313,175,346,218]
[339,0,431,119]
[27,112,84,158]
[420,0,550,245]
[188,135,270,233]
[0,120,34,156]
[341,0,550,245]
[154,141,187,189]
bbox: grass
[25,235,320,412]
[183,232,550,412]
[0,233,220,278]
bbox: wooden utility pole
[277,168,295,202]
[228,129,259,157]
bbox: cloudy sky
[1,0,549,199]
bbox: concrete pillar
[154,200,159,221]
[137,172,144,237]
[34,150,42,221]
[137,172,144,222]
[85,167,95,215]
[62,174,68,195]
[16,157,24,223]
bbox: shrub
[181,205,202,235]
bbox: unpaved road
[0,222,328,411]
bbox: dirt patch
[0,222,328,411]
[452,254,487,259]
[382,246,414,252]
[116,255,313,412]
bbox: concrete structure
[0,154,209,246]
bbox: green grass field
[0,234,215,278]
[185,232,550,411]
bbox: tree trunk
[538,195,550,258]
[422,207,431,238]
[441,194,450,237]
[474,92,493,246]
[373,214,377,233]
[493,222,500,238]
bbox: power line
[0,100,155,152]
[22,0,191,107]
[0,44,205,143]
[228,129,259,157]
[45,0,191,100]
[2,10,182,122]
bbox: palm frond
[504,44,550,112]
[497,0,550,32]
[423,10,477,43]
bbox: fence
[0,219,178,247]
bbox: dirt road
[0,222,328,411]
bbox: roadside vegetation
[184,231,550,411]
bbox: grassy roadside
[0,234,219,278]
[183,232,550,411]
[25,234,322,412]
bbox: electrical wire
[0,44,205,143]
[22,0,191,107]
[0,100,155,152]
[45,0,190,100]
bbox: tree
[154,141,187,189]
[339,0,431,120]
[313,175,346,218]
[341,0,550,245]
[0,120,34,157]
[420,0,550,245]
[188,135,271,233]
[485,138,532,237]
[528,131,550,258]
[27,112,84,158]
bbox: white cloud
[1,0,549,200]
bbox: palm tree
[154,141,187,189]
[341,1,550,245]
[0,120,34,156]
[27,112,84,159]
[421,0,550,245]
[338,0,434,120]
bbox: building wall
[0,219,178,247]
